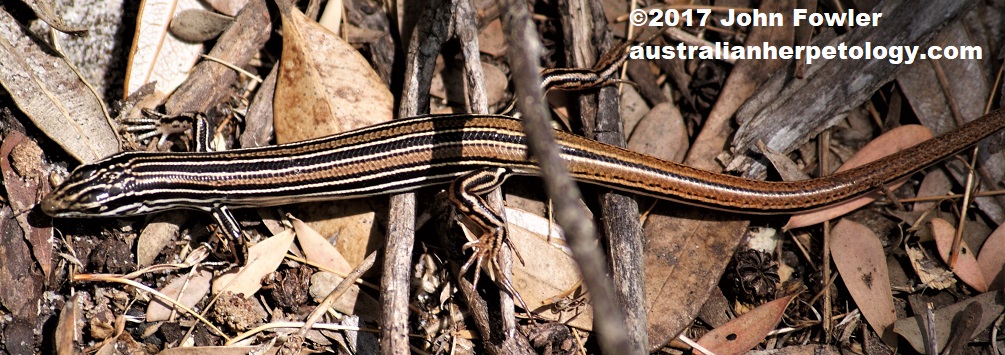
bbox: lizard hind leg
[448,168,532,313]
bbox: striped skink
[41,110,1005,217]
[41,107,1005,309]
[38,35,1005,306]
[42,110,1005,266]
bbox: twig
[496,0,632,353]
[453,0,519,334]
[74,273,228,339]
[925,302,938,355]
[819,129,832,340]
[948,148,978,268]
[557,0,647,351]
[381,0,454,352]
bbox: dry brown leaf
[0,132,54,279]
[291,199,387,268]
[931,218,989,292]
[643,207,743,349]
[125,0,207,98]
[829,219,897,345]
[272,1,393,255]
[697,294,796,354]
[146,269,212,322]
[504,207,564,242]
[136,212,185,267]
[504,208,592,329]
[893,290,1004,353]
[628,102,687,163]
[273,1,393,143]
[619,86,650,135]
[0,10,119,163]
[291,217,352,274]
[482,63,509,108]
[213,231,295,297]
[430,60,508,109]
[978,223,1005,290]
[786,125,933,230]
[477,19,506,57]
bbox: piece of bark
[165,0,271,115]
